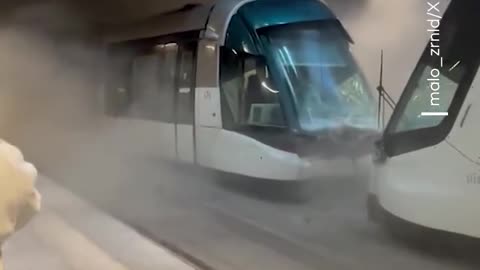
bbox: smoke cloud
[0,2,105,169]
[0,0,452,200]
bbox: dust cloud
[0,0,451,199]
[0,2,193,211]
[0,2,107,172]
[0,3,465,267]
[331,0,451,117]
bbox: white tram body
[369,0,480,237]
[103,0,379,181]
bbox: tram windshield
[260,21,377,132]
[381,0,480,157]
[387,6,478,134]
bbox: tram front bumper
[298,154,374,180]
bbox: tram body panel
[194,41,223,126]
[374,69,480,237]
[194,87,222,128]
[375,141,480,238]
[109,118,177,159]
[196,126,303,180]
[196,129,374,181]
[370,0,480,237]
[444,70,480,162]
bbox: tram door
[175,42,197,163]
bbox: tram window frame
[127,43,178,122]
[220,47,287,130]
[105,31,200,124]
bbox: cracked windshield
[1,0,480,270]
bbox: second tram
[369,0,480,238]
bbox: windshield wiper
[376,50,397,129]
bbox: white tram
[103,0,379,181]
[369,0,480,238]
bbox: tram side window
[220,47,286,129]
[107,43,178,122]
[128,43,178,122]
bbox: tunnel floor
[40,139,479,270]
